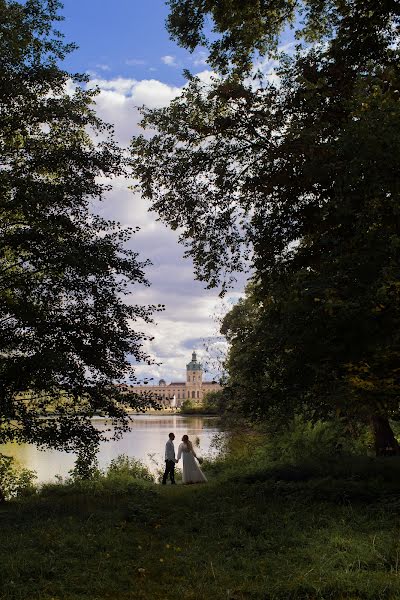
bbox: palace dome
[186,351,202,371]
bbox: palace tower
[185,351,202,400]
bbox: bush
[202,390,224,414]
[68,442,101,481]
[105,454,154,482]
[0,454,37,501]
[264,416,360,465]
[204,417,374,484]
[40,454,155,501]
[179,399,201,413]
[180,392,222,414]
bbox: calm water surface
[1,415,221,483]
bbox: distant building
[131,351,221,406]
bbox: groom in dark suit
[162,432,177,484]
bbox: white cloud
[95,63,111,71]
[251,42,295,88]
[161,54,178,67]
[85,77,181,144]
[278,41,296,54]
[194,69,218,85]
[132,79,181,108]
[126,58,147,66]
[88,77,137,95]
[84,74,244,380]
[193,51,208,66]
[132,306,227,383]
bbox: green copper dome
[186,351,202,371]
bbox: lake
[0,414,221,483]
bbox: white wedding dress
[177,442,207,484]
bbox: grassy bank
[1,437,400,599]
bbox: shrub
[180,399,200,413]
[105,454,154,482]
[68,442,101,481]
[202,390,224,414]
[204,417,373,483]
[180,399,192,411]
[0,454,37,501]
[264,417,352,464]
[40,455,155,500]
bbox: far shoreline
[126,409,219,417]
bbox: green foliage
[205,422,399,492]
[202,389,224,414]
[167,0,399,74]
[68,441,100,481]
[221,272,400,453]
[41,454,155,500]
[180,398,196,412]
[0,0,161,452]
[179,393,222,414]
[178,398,207,414]
[105,454,155,483]
[0,453,37,501]
[264,417,361,465]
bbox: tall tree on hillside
[0,0,160,452]
[131,1,400,453]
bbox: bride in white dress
[176,435,207,484]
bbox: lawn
[1,459,400,600]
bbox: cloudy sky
[57,1,288,384]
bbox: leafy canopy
[166,0,398,74]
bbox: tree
[0,0,161,453]
[221,274,400,455]
[166,0,399,74]
[131,1,400,453]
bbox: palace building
[132,351,221,406]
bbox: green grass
[1,455,400,600]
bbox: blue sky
[59,0,202,85]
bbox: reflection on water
[1,415,221,483]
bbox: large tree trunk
[370,415,400,456]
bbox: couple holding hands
[162,432,207,485]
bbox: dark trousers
[162,459,175,484]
